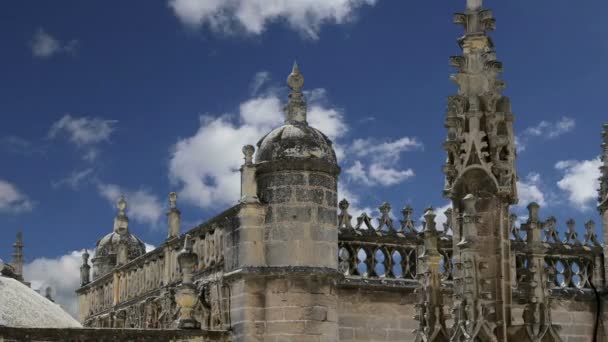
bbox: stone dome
[95,231,146,260]
[255,63,337,165]
[256,123,337,164]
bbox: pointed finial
[117,196,127,215]
[466,0,482,10]
[288,61,304,91]
[423,208,437,232]
[242,145,255,165]
[284,61,307,124]
[169,192,178,209]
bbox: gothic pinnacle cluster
[443,0,517,203]
[436,0,519,340]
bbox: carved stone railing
[510,214,604,291]
[337,199,604,295]
[337,200,453,286]
[77,205,238,328]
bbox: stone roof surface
[0,275,82,328]
[256,123,337,164]
[95,231,146,260]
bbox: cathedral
[1,0,608,341]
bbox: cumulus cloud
[517,172,546,207]
[98,183,163,227]
[351,137,422,163]
[23,250,89,317]
[30,28,78,58]
[0,180,34,213]
[517,117,575,152]
[343,137,421,186]
[168,0,377,39]
[346,161,414,186]
[48,115,117,161]
[168,76,347,209]
[555,157,601,211]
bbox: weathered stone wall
[337,286,418,341]
[510,298,608,342]
[258,169,338,268]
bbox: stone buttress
[227,63,340,341]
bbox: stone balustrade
[337,198,604,292]
[337,200,453,285]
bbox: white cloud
[168,76,348,209]
[168,0,377,39]
[368,163,414,186]
[343,137,421,187]
[30,28,78,58]
[517,117,575,152]
[555,158,601,211]
[48,115,117,161]
[517,172,546,207]
[351,137,422,163]
[0,180,34,213]
[52,168,94,190]
[346,161,414,186]
[23,249,89,318]
[98,183,163,227]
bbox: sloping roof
[0,276,82,328]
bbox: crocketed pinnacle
[284,61,307,125]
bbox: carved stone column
[167,192,181,240]
[415,208,449,342]
[509,203,561,341]
[175,234,200,329]
[80,251,91,286]
[451,194,498,342]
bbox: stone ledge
[223,266,343,282]
[0,327,231,341]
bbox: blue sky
[0,0,607,313]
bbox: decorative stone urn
[175,234,200,329]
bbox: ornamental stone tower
[442,0,517,341]
[11,230,24,282]
[228,63,340,341]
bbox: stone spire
[284,62,307,125]
[113,196,129,234]
[444,2,517,340]
[167,192,181,239]
[451,194,497,342]
[443,0,517,202]
[80,250,91,286]
[511,204,561,341]
[11,230,24,281]
[414,208,449,342]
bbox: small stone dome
[256,123,337,164]
[255,62,337,165]
[95,231,146,260]
[92,196,147,279]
